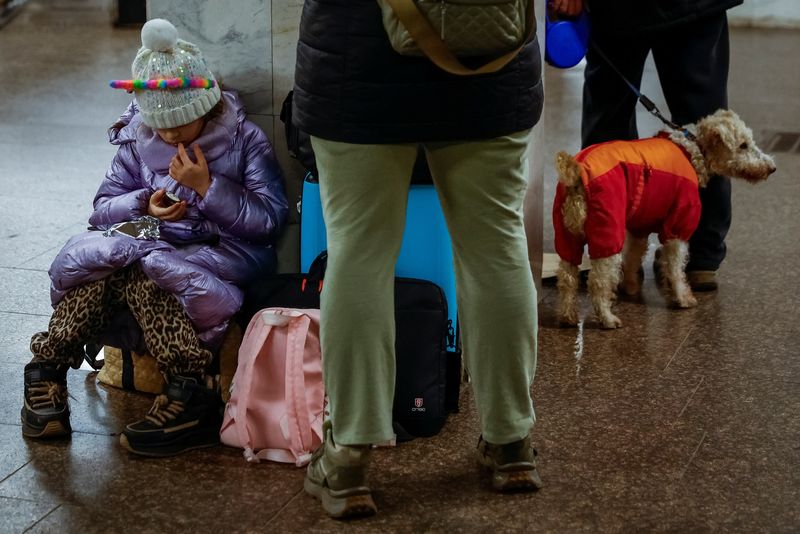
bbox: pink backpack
[220,308,325,466]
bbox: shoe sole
[119,432,219,458]
[303,477,377,519]
[21,419,71,439]
[478,457,543,493]
[491,469,544,492]
[690,282,718,292]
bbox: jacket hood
[108,90,247,174]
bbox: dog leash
[590,41,697,142]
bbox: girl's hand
[551,0,583,17]
[148,189,187,221]
[169,143,211,197]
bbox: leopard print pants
[30,264,213,377]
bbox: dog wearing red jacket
[554,109,775,329]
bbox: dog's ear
[696,111,739,152]
[713,108,739,121]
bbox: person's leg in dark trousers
[581,35,651,147]
[651,13,733,275]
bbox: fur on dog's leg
[621,233,648,295]
[588,254,623,328]
[654,245,668,290]
[556,260,581,326]
[662,239,697,308]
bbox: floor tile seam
[263,487,307,527]
[619,375,729,469]
[0,460,31,486]
[0,266,47,274]
[61,428,120,439]
[0,422,118,440]
[0,493,51,506]
[676,430,708,480]
[671,376,705,424]
[632,420,708,481]
[0,310,49,317]
[3,252,69,271]
[659,366,800,387]
[22,503,62,534]
[662,329,693,373]
[15,245,67,270]
[1,255,51,271]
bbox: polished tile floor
[1,1,798,532]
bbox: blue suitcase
[299,177,458,331]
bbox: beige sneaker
[477,435,543,492]
[687,270,718,292]
[304,421,377,519]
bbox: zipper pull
[446,319,456,350]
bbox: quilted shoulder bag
[377,0,535,75]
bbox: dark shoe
[477,435,543,492]
[304,421,377,519]
[120,375,222,457]
[21,362,71,438]
[687,270,718,292]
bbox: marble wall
[146,0,544,286]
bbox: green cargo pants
[312,130,537,446]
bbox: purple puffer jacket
[49,91,289,347]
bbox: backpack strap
[280,311,318,466]
[232,311,276,463]
[383,0,536,76]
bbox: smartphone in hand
[162,191,181,207]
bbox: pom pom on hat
[141,18,179,52]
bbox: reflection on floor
[1,1,798,532]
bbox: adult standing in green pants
[293,0,544,518]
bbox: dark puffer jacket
[587,0,743,36]
[293,0,543,144]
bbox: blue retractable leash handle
[545,7,590,69]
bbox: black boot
[120,375,223,457]
[21,362,71,438]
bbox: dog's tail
[556,151,582,187]
[555,151,587,236]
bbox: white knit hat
[130,19,221,129]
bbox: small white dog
[553,109,775,328]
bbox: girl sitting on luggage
[20,19,288,456]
